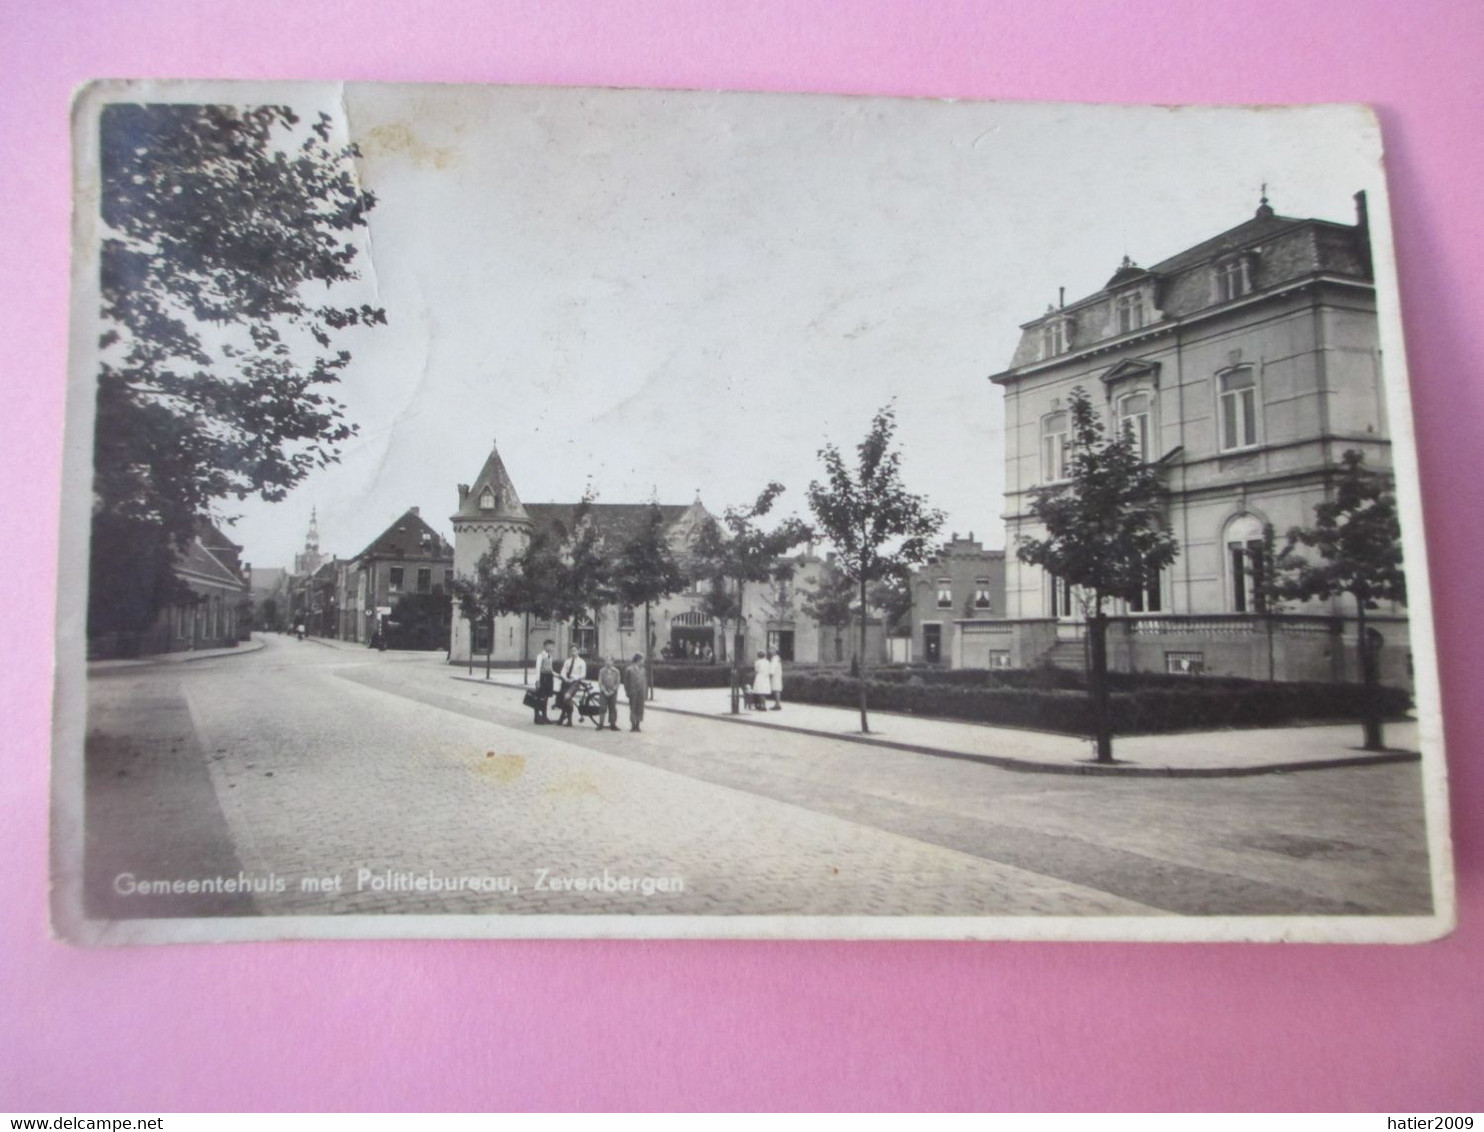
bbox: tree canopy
[91,102,383,638]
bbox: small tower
[294,507,325,576]
[449,439,535,664]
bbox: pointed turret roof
[453,439,532,524]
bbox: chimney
[1058,286,1065,309]
[458,484,469,503]
[410,506,420,516]
[1354,190,1373,276]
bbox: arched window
[1117,390,1152,462]
[479,487,496,510]
[1218,367,1259,451]
[1224,513,1267,613]
[1041,410,1070,482]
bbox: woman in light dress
[751,650,772,710]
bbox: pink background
[3,0,1481,1112]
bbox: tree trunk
[466,616,473,676]
[1357,598,1384,751]
[1088,609,1113,763]
[644,601,654,703]
[522,612,530,684]
[485,615,492,680]
[858,575,870,734]
[729,582,743,715]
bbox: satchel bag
[522,689,542,710]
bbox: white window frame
[1117,390,1153,462]
[1214,257,1251,303]
[973,578,992,610]
[936,578,953,609]
[1116,291,1145,334]
[1218,366,1260,452]
[1041,411,1070,483]
[1041,319,1067,359]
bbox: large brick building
[988,192,1409,684]
[907,533,1007,668]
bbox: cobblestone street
[81,636,1436,924]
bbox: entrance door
[767,629,795,662]
[923,624,942,664]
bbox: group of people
[531,641,648,732]
[661,640,714,663]
[750,648,785,711]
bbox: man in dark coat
[533,638,555,724]
[623,653,648,732]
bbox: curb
[451,675,1419,778]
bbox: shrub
[777,673,1410,736]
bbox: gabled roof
[525,502,693,547]
[176,538,247,590]
[353,508,452,563]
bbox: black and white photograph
[52,80,1454,943]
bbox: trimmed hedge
[778,673,1411,736]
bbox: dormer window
[1116,291,1146,334]
[479,487,496,510]
[1041,318,1070,359]
[1215,256,1252,303]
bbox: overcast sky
[209,86,1385,569]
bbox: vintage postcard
[52,80,1454,943]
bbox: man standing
[624,652,648,732]
[557,645,587,727]
[533,638,555,724]
[597,656,622,732]
[769,647,784,711]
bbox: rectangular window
[1049,573,1075,618]
[1166,651,1205,675]
[974,579,992,610]
[389,566,404,593]
[936,579,953,609]
[1216,259,1249,302]
[1041,409,1070,482]
[416,567,431,594]
[1041,320,1066,358]
[1117,292,1145,334]
[472,619,492,653]
[988,650,1012,670]
[444,569,454,590]
[1219,368,1258,450]
[1127,565,1163,613]
[619,606,635,630]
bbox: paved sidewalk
[88,637,265,671]
[455,670,1419,777]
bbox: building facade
[989,193,1409,684]
[448,442,885,668]
[341,507,455,647]
[908,533,1007,668]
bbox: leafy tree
[388,591,453,652]
[801,558,857,665]
[614,502,688,696]
[502,525,575,682]
[693,485,812,713]
[1016,388,1179,763]
[560,492,617,659]
[451,542,513,678]
[1275,449,1407,751]
[869,563,915,636]
[91,103,383,641]
[807,403,945,733]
